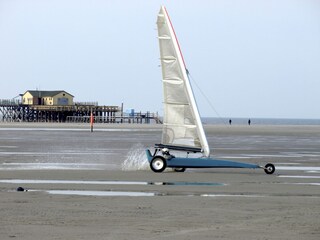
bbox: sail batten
[163,102,189,106]
[157,6,210,157]
[158,36,171,40]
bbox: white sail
[157,6,210,157]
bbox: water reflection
[278,175,320,179]
[47,190,156,197]
[0,179,225,186]
[149,182,224,186]
[276,166,320,171]
[0,163,115,170]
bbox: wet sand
[0,123,319,239]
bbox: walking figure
[229,119,232,125]
[248,119,251,125]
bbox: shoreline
[1,120,320,127]
[1,122,320,137]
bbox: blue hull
[146,149,260,169]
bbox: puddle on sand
[276,166,320,171]
[45,191,264,197]
[0,179,148,185]
[0,163,115,170]
[150,182,224,186]
[9,188,320,197]
[201,194,265,198]
[278,175,320,179]
[0,179,225,186]
[282,183,320,186]
[47,190,156,197]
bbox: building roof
[24,90,74,97]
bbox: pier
[0,100,161,124]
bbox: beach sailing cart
[146,6,275,175]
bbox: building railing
[0,101,161,124]
[74,101,98,106]
[66,112,162,124]
[0,99,20,105]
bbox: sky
[0,0,320,119]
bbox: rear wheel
[173,168,186,172]
[264,163,275,174]
[150,156,167,173]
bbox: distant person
[229,119,232,125]
[248,119,251,125]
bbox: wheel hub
[152,160,164,170]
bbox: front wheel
[150,156,167,173]
[264,163,275,174]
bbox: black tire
[173,168,186,172]
[264,163,275,174]
[150,156,167,173]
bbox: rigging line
[186,70,225,124]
